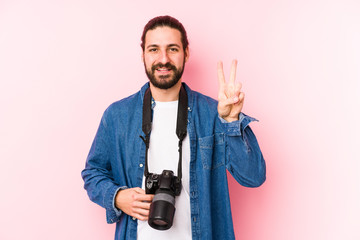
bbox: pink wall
[1,0,359,239]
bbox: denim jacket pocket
[199,133,225,170]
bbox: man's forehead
[144,26,182,47]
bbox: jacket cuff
[218,113,258,136]
[105,185,128,224]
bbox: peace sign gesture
[217,60,245,122]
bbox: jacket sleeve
[81,109,127,223]
[220,112,266,187]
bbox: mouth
[156,67,172,75]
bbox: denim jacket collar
[139,82,194,112]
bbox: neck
[149,80,182,102]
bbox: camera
[145,170,182,230]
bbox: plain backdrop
[1,0,359,239]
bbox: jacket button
[139,164,143,167]
[132,217,136,221]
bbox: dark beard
[145,60,185,90]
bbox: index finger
[134,187,146,194]
[134,187,154,201]
[217,61,226,85]
[229,59,238,84]
[137,193,154,202]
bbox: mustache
[151,62,177,72]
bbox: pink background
[1,0,359,239]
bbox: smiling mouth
[156,67,172,74]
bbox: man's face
[142,26,189,90]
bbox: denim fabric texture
[81,82,266,240]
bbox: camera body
[145,170,181,196]
[145,170,182,230]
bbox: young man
[82,15,266,240]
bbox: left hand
[217,59,245,122]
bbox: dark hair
[141,15,189,52]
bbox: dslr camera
[145,170,182,230]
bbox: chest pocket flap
[199,133,225,170]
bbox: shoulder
[184,84,219,122]
[192,90,217,107]
[185,85,218,112]
[109,91,140,110]
[102,90,142,123]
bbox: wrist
[222,116,239,122]
[114,186,128,211]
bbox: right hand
[115,187,154,221]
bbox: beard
[144,59,185,90]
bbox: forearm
[82,163,128,223]
[81,112,128,223]
[222,113,266,187]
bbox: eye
[169,48,179,52]
[148,48,158,52]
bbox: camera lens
[153,219,167,226]
[148,191,176,230]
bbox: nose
[158,50,170,64]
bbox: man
[82,15,266,240]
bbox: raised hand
[217,59,245,122]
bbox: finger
[229,59,238,85]
[133,212,149,221]
[235,82,242,93]
[133,201,152,210]
[217,61,226,86]
[233,93,240,104]
[232,83,242,103]
[239,92,245,103]
[135,193,154,202]
[134,187,145,194]
[221,96,238,107]
[133,207,150,217]
[224,83,234,98]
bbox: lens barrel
[148,191,176,230]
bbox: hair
[140,15,189,52]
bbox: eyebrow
[146,44,181,49]
[168,44,181,48]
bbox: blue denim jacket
[82,82,266,240]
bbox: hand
[217,59,245,122]
[115,187,154,221]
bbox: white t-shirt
[137,100,191,240]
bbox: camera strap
[140,84,188,181]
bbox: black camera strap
[140,84,188,181]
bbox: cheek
[146,55,160,65]
[173,55,185,65]
[144,58,154,68]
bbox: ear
[185,47,190,62]
[141,51,144,62]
